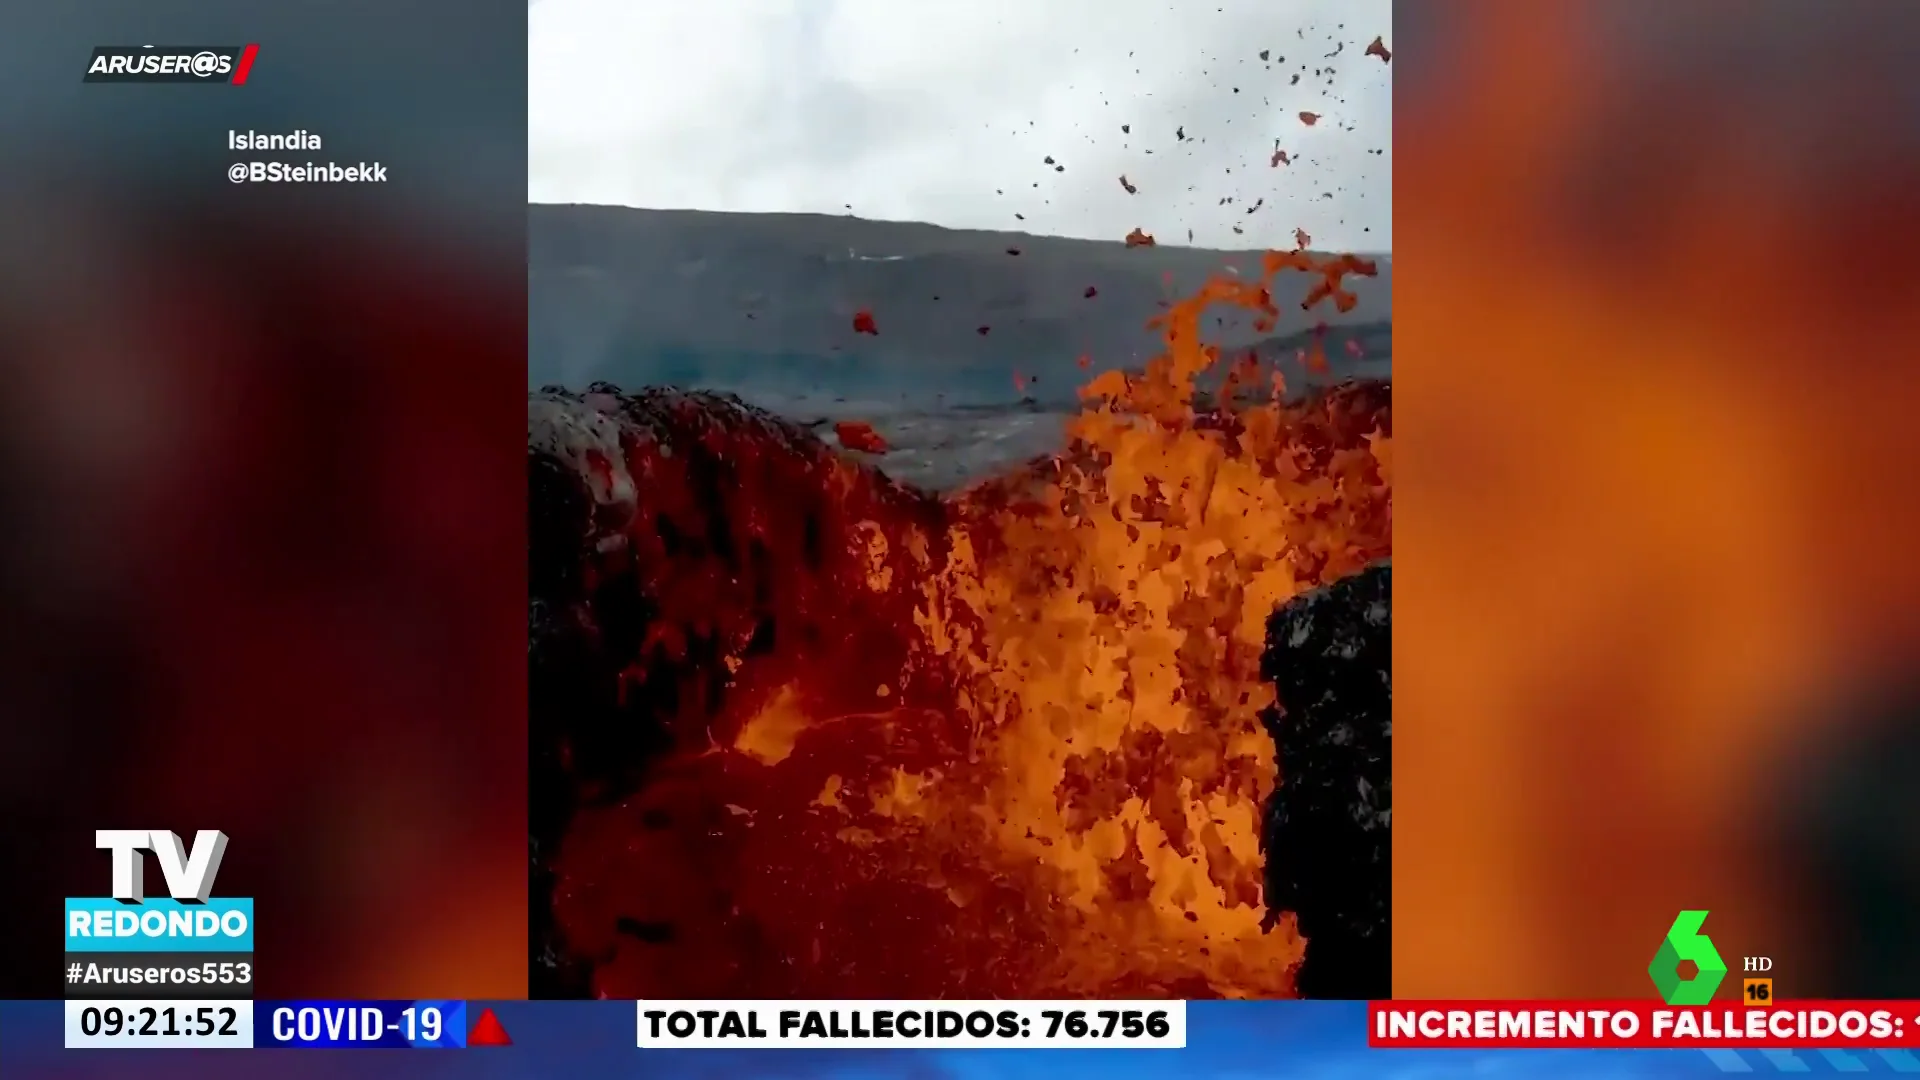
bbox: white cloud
[530,0,1391,250]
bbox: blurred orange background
[1393,0,1920,997]
[0,2,529,998]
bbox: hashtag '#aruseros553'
[65,954,253,1000]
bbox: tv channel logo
[1648,909,1728,1005]
[66,830,252,952]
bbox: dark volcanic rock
[1782,675,1920,996]
[527,385,945,995]
[1261,562,1391,998]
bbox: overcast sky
[529,0,1391,251]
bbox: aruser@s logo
[1649,909,1728,1005]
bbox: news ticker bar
[65,951,253,999]
[61,999,1180,1050]
[64,897,254,951]
[65,1000,469,1049]
[55,998,1920,1052]
[1370,1001,1920,1049]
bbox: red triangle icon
[468,1007,513,1047]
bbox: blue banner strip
[255,1001,467,1048]
[0,1000,1862,1077]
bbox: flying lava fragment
[834,420,890,454]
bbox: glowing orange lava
[550,250,1390,999]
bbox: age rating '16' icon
[1649,910,1728,1005]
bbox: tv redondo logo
[65,830,254,950]
[84,45,260,84]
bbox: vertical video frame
[526,3,1391,1001]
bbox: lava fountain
[532,248,1390,1000]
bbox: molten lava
[545,250,1390,1000]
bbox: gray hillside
[529,204,1390,408]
